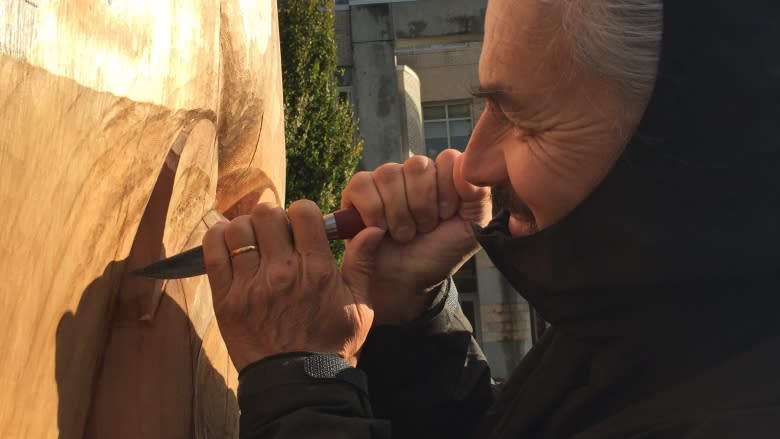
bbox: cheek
[504,137,621,229]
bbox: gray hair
[562,0,664,99]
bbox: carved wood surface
[0,1,285,437]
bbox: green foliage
[278,0,363,261]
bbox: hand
[340,149,492,326]
[202,200,386,370]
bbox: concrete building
[334,0,534,379]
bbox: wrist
[406,278,454,328]
[371,278,450,326]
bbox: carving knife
[131,207,366,279]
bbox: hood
[476,1,780,325]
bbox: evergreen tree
[278,0,362,260]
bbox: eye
[481,100,509,124]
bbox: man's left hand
[202,200,386,371]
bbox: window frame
[422,100,474,157]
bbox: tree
[278,0,363,260]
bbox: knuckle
[264,260,297,291]
[202,225,227,260]
[251,203,286,225]
[288,199,320,220]
[303,256,335,288]
[203,223,223,243]
[223,215,252,241]
[343,172,373,199]
[373,163,403,185]
[252,202,284,220]
[251,203,288,233]
[403,155,434,176]
[436,148,460,163]
[350,171,373,187]
[288,198,317,212]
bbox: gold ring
[229,245,258,258]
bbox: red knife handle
[324,207,366,240]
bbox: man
[203,0,780,437]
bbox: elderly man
[203,0,780,437]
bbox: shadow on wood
[56,262,239,439]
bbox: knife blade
[131,207,366,279]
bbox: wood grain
[0,1,285,437]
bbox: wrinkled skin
[203,201,386,369]
[202,150,491,368]
[340,150,492,325]
[203,0,651,369]
[463,0,647,236]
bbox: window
[337,67,354,105]
[423,102,473,159]
[338,87,353,105]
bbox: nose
[461,115,509,186]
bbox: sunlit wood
[0,1,285,437]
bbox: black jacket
[237,236,780,438]
[237,277,490,438]
[237,1,780,437]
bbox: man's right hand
[340,149,492,326]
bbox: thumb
[340,226,386,295]
[453,154,492,224]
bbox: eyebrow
[471,88,508,102]
[472,87,529,123]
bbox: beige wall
[397,65,425,156]
[396,42,485,126]
[396,42,481,101]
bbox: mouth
[507,213,538,237]
[491,183,539,237]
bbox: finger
[287,200,331,255]
[373,163,416,242]
[223,215,260,279]
[340,226,387,302]
[288,201,336,295]
[435,149,461,220]
[202,222,232,306]
[454,153,492,224]
[250,202,295,268]
[341,171,387,230]
[403,155,439,233]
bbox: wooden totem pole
[0,0,286,437]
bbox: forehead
[480,0,568,91]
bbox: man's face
[460,0,647,236]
